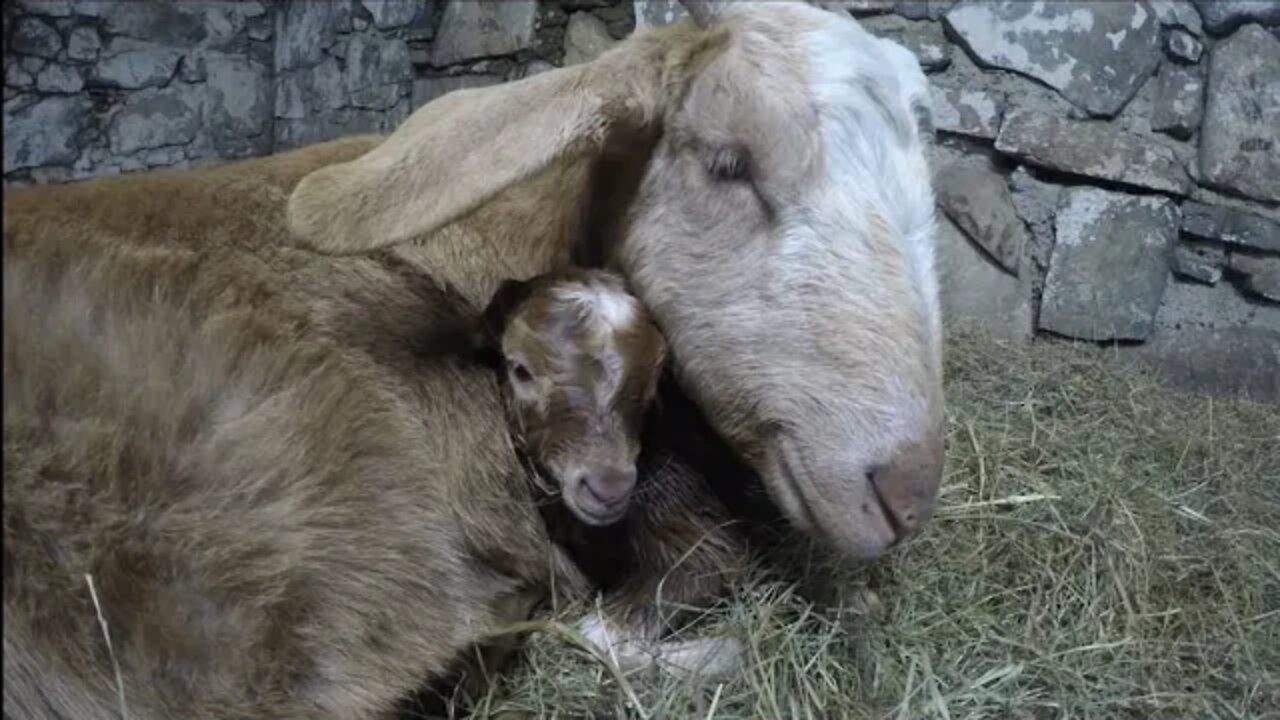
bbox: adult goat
[3,2,944,718]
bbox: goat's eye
[705,146,749,182]
[508,361,533,384]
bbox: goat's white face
[287,0,944,562]
[617,2,944,559]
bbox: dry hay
[426,329,1280,720]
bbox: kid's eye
[508,361,533,384]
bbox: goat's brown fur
[3,141,593,719]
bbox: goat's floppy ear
[287,24,726,255]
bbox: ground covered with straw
[446,331,1280,720]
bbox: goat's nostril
[866,433,944,537]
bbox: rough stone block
[1008,165,1060,273]
[429,1,538,66]
[930,84,1003,139]
[862,15,950,72]
[88,2,263,51]
[1138,275,1280,402]
[564,12,618,66]
[4,93,39,115]
[814,1,895,16]
[406,1,440,41]
[247,16,273,42]
[1172,240,1226,284]
[587,3,634,39]
[6,64,35,90]
[10,17,63,59]
[96,3,210,47]
[141,145,187,168]
[1199,24,1280,203]
[1165,28,1203,63]
[275,1,342,71]
[1191,0,1280,35]
[66,26,103,62]
[178,52,208,83]
[91,40,184,90]
[996,108,1192,196]
[361,0,419,30]
[1150,63,1204,140]
[1149,0,1204,36]
[16,0,73,18]
[512,60,557,80]
[1040,188,1180,341]
[944,1,1162,116]
[35,63,83,94]
[274,57,344,120]
[935,159,1027,275]
[20,57,46,75]
[204,53,271,148]
[70,1,109,17]
[894,0,956,21]
[1229,253,1280,302]
[109,86,203,156]
[935,215,1034,342]
[1155,275,1280,333]
[1180,200,1280,253]
[1130,327,1280,403]
[3,95,92,172]
[345,35,413,111]
[634,0,688,30]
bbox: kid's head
[480,269,667,526]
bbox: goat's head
[287,0,943,561]
[478,269,666,527]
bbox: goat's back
[2,140,575,719]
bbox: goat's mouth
[770,438,821,534]
[564,494,630,527]
[769,436,899,560]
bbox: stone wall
[1,0,638,180]
[4,0,1279,401]
[890,0,1280,403]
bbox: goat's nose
[867,432,944,537]
[579,467,637,508]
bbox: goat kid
[472,268,751,680]
[477,269,666,527]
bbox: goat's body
[4,4,948,715]
[2,139,616,719]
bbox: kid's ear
[480,278,536,346]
